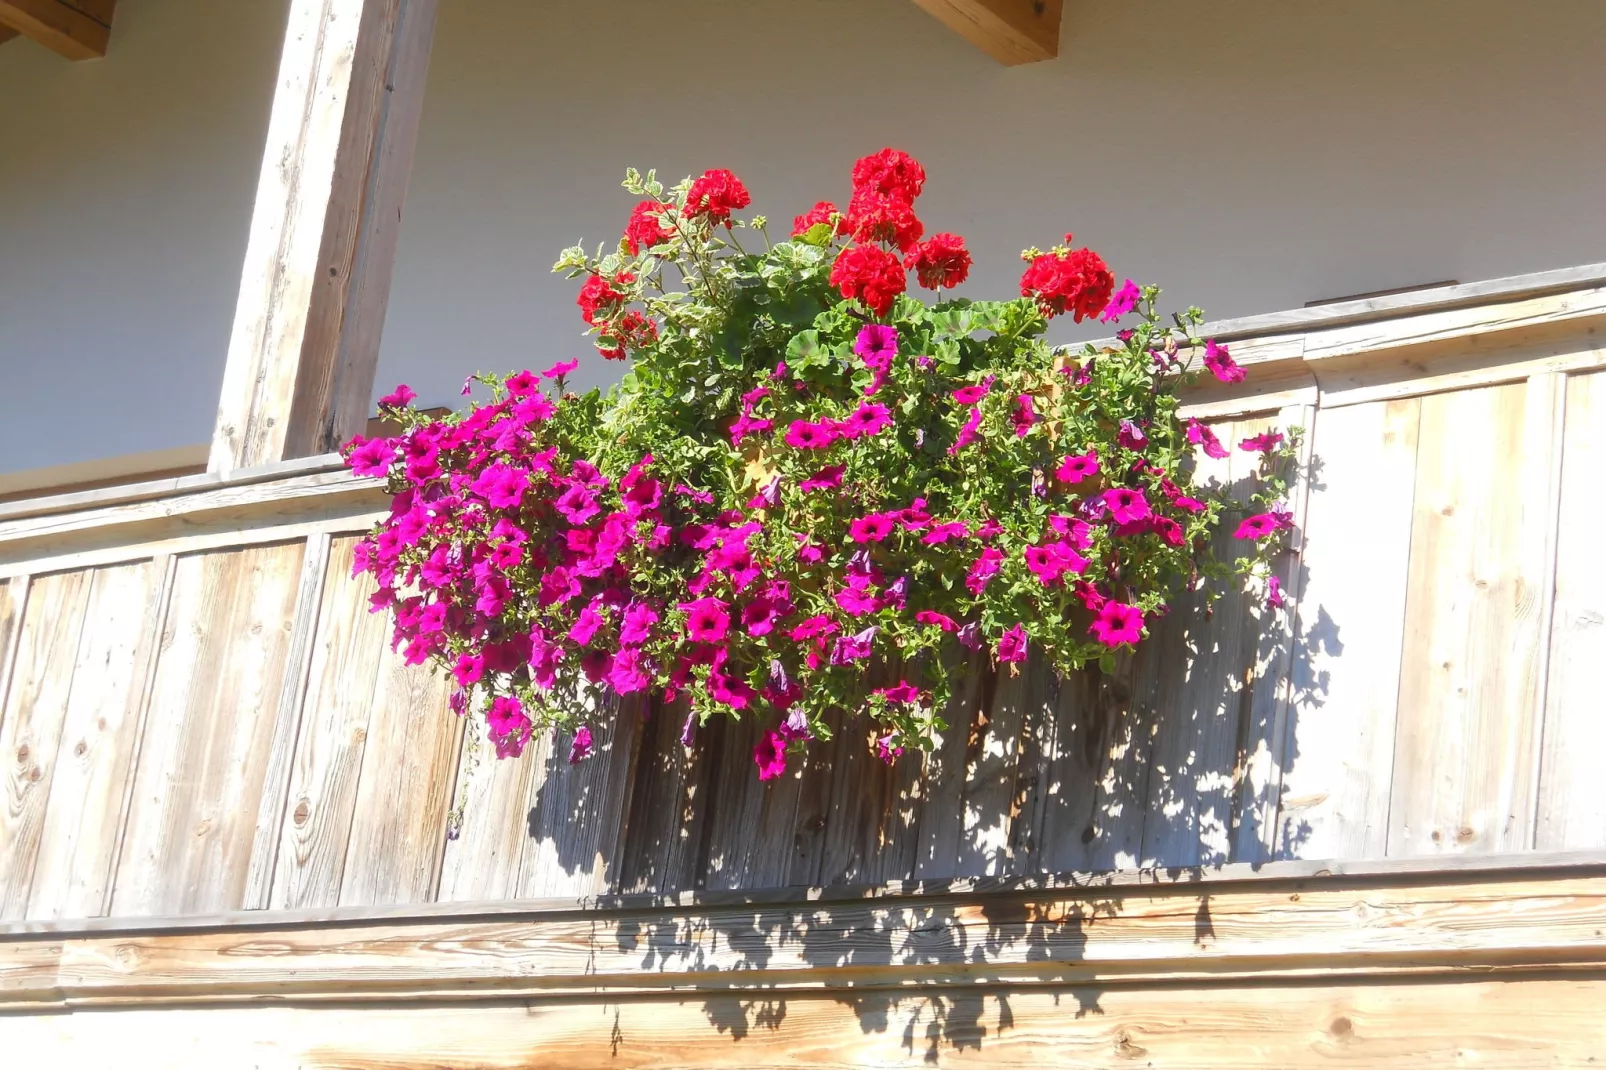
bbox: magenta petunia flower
[839,401,892,439]
[788,614,837,641]
[1013,395,1037,437]
[568,604,605,645]
[729,413,773,445]
[471,462,528,510]
[1117,420,1148,450]
[1102,486,1152,526]
[618,602,659,645]
[835,584,881,616]
[568,725,594,764]
[951,376,994,406]
[347,436,396,478]
[949,405,984,455]
[877,681,921,704]
[830,625,877,664]
[1234,513,1281,540]
[1055,448,1099,485]
[1239,431,1284,453]
[785,419,838,449]
[541,358,580,380]
[1048,514,1093,549]
[1023,540,1088,585]
[1089,601,1145,647]
[922,521,969,545]
[554,484,600,525]
[453,652,485,687]
[754,729,789,781]
[965,546,1005,596]
[997,623,1028,663]
[854,323,899,365]
[487,695,529,740]
[800,464,845,492]
[679,596,731,643]
[1203,339,1245,383]
[607,647,651,694]
[915,609,958,632]
[505,370,540,397]
[1150,516,1186,547]
[1099,278,1141,323]
[1267,575,1285,609]
[849,513,898,543]
[379,384,416,408]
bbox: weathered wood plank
[268,536,386,909]
[1535,370,1606,849]
[909,655,984,879]
[25,561,167,920]
[1389,380,1552,857]
[5,977,1606,1068]
[211,0,439,472]
[516,700,642,899]
[0,0,113,61]
[1133,417,1270,868]
[335,640,459,906]
[1275,399,1420,860]
[109,543,307,916]
[615,700,716,895]
[0,572,92,920]
[7,872,1606,1008]
[435,712,542,902]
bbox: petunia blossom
[1186,419,1230,459]
[1234,513,1282,540]
[1012,395,1037,437]
[568,725,594,764]
[839,401,892,439]
[1239,431,1285,453]
[680,596,731,642]
[965,547,1005,596]
[1102,486,1152,526]
[785,420,838,449]
[800,465,845,492]
[1089,601,1145,647]
[849,513,898,543]
[1099,279,1141,323]
[379,384,416,408]
[997,624,1028,663]
[754,729,789,781]
[1202,340,1245,383]
[915,609,958,632]
[1056,449,1099,485]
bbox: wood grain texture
[436,713,543,902]
[210,0,437,472]
[908,0,1062,64]
[1390,381,1553,856]
[0,571,94,919]
[269,537,387,909]
[5,976,1606,1068]
[0,0,113,60]
[25,561,167,920]
[1535,371,1606,849]
[8,870,1606,1009]
[110,543,307,916]
[335,637,459,906]
[1275,400,1420,860]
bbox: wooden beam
[209,0,437,476]
[0,0,114,61]
[4,868,1605,1008]
[911,0,1062,65]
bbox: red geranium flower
[846,187,924,252]
[1020,245,1114,322]
[577,272,632,326]
[851,147,926,202]
[792,200,847,238]
[830,244,906,317]
[624,200,671,255]
[905,232,971,290]
[595,310,657,360]
[685,168,751,224]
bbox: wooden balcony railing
[2,264,1605,1065]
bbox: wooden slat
[4,977,1606,1067]
[909,0,1062,65]
[1275,400,1420,860]
[5,871,1606,1007]
[1389,380,1554,856]
[0,572,92,919]
[435,713,543,902]
[109,543,308,916]
[910,655,984,878]
[210,0,438,473]
[335,639,459,906]
[1535,371,1606,849]
[24,561,166,920]
[0,0,113,61]
[955,660,1028,876]
[515,702,642,898]
[1133,417,1269,868]
[268,537,386,909]
[615,701,716,895]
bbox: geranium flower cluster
[346,151,1296,783]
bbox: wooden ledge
[2,861,1604,1010]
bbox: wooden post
[209,0,437,476]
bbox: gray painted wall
[3,0,1603,474]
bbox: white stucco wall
[0,0,289,475]
[2,0,1603,474]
